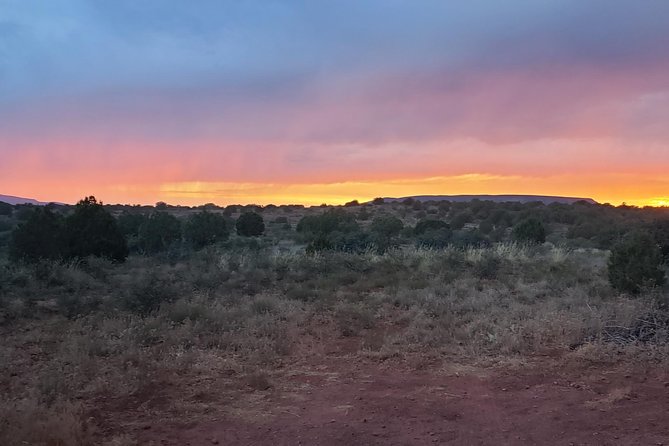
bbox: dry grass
[0,243,667,443]
[0,399,93,446]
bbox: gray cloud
[1,0,669,147]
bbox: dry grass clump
[0,242,667,443]
[0,399,93,446]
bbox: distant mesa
[0,193,598,207]
[0,194,49,205]
[381,195,598,205]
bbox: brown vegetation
[0,199,668,444]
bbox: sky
[2,1,669,206]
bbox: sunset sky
[2,1,669,206]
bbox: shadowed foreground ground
[124,347,669,446]
[3,245,669,445]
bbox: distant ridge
[0,194,48,205]
[382,195,597,205]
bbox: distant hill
[0,194,47,205]
[382,195,597,205]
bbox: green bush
[370,216,403,238]
[370,215,403,252]
[183,211,229,249]
[452,229,489,248]
[0,201,12,216]
[121,270,179,316]
[329,230,372,253]
[296,209,358,235]
[63,197,129,262]
[9,208,65,262]
[512,218,546,244]
[236,212,265,237]
[117,211,147,237]
[478,219,494,234]
[138,212,181,253]
[649,219,669,261]
[450,211,472,230]
[472,252,502,280]
[15,206,35,221]
[305,235,334,254]
[414,219,449,235]
[608,231,666,294]
[416,228,453,249]
[0,220,13,232]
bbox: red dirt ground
[129,350,669,446]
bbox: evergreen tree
[184,211,229,248]
[9,207,64,262]
[138,212,182,253]
[63,196,129,262]
[236,212,265,237]
[512,218,546,244]
[608,231,666,294]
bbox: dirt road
[133,352,669,446]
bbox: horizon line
[8,192,669,209]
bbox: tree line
[8,196,266,262]
[3,196,668,295]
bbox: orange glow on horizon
[3,137,669,208]
[5,173,669,208]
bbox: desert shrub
[566,220,599,240]
[450,211,472,230]
[414,219,450,235]
[649,219,669,261]
[14,206,35,221]
[236,212,265,237]
[8,208,65,262]
[512,218,546,244]
[0,201,12,216]
[63,197,129,262]
[305,235,334,254]
[416,228,453,249]
[296,209,358,235]
[138,212,181,253]
[0,399,93,446]
[357,208,371,220]
[334,302,375,336]
[471,251,502,280]
[478,219,494,234]
[250,295,278,315]
[165,297,208,323]
[121,270,180,315]
[0,220,13,233]
[56,292,100,319]
[117,211,147,237]
[568,219,629,249]
[329,230,372,253]
[285,283,317,302]
[451,230,489,248]
[298,209,361,252]
[183,211,229,249]
[223,236,265,253]
[608,231,666,294]
[369,215,403,252]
